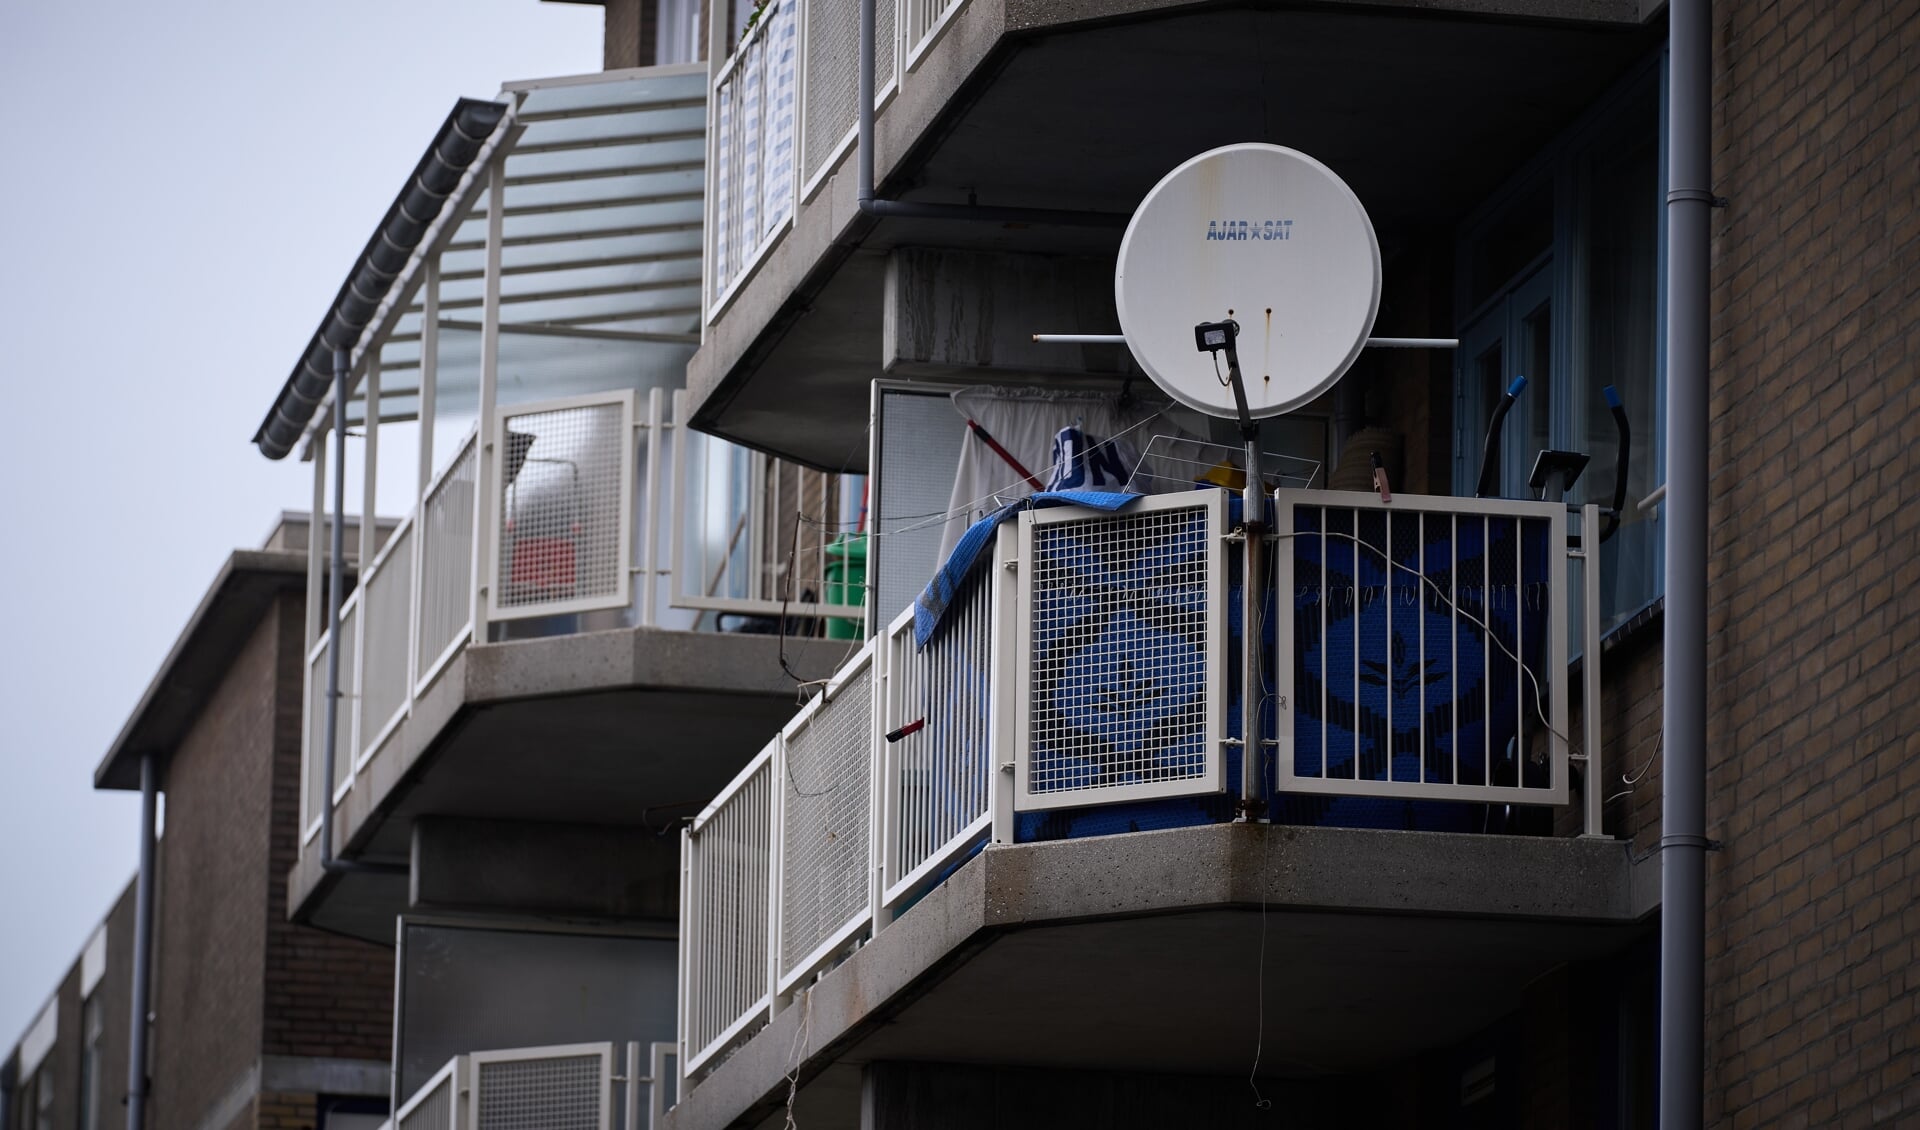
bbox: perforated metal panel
[1014,492,1227,810]
[800,0,891,192]
[778,654,874,990]
[471,1047,608,1130]
[882,573,993,907]
[397,1064,457,1130]
[1273,491,1569,805]
[359,522,414,759]
[682,749,774,1073]
[491,395,634,621]
[417,436,477,685]
[303,636,329,833]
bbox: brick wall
[149,609,276,1130]
[252,1091,316,1130]
[1701,0,1920,1125]
[262,594,394,1064]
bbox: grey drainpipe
[320,348,406,878]
[126,752,158,1130]
[1662,0,1711,1127]
[856,0,1126,228]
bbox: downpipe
[320,348,406,879]
[856,0,1126,229]
[126,753,158,1130]
[1661,0,1712,1126]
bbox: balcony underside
[294,627,848,941]
[687,2,1661,469]
[668,823,1659,1130]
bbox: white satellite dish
[1115,143,1382,420]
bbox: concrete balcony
[685,0,1664,469]
[667,487,1658,1127]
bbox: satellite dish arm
[1474,375,1527,498]
[1600,384,1631,543]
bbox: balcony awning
[254,65,709,456]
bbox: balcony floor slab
[669,822,1658,1130]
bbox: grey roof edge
[252,97,510,461]
[93,549,317,791]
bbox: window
[33,1062,54,1130]
[1456,54,1665,635]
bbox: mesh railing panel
[305,606,362,807]
[417,437,476,679]
[495,401,627,617]
[709,0,797,309]
[905,0,960,57]
[888,574,991,895]
[359,524,414,757]
[1283,501,1559,799]
[779,664,873,981]
[684,757,772,1067]
[802,0,855,188]
[474,1054,602,1130]
[1025,505,1213,799]
[397,1072,453,1130]
[305,640,328,830]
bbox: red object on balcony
[510,536,577,593]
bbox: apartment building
[14,0,1909,1127]
[4,516,395,1130]
[649,0,1918,1127]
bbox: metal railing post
[470,155,506,642]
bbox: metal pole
[1662,0,1711,1125]
[125,752,158,1130]
[321,348,350,869]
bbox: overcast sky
[0,0,602,1049]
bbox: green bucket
[823,533,868,639]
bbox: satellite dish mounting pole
[1199,318,1268,819]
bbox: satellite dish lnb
[1115,144,1382,420]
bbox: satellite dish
[1115,143,1382,420]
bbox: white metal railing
[358,519,414,764]
[1012,491,1229,810]
[680,744,776,1073]
[395,1056,462,1130]
[676,491,1601,1085]
[706,0,964,318]
[471,1043,614,1130]
[1271,491,1574,807]
[490,392,638,623]
[707,0,799,314]
[300,382,871,853]
[670,393,866,624]
[397,1043,672,1130]
[416,432,478,694]
[880,579,993,906]
[776,644,877,992]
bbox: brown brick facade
[1700,0,1920,1125]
